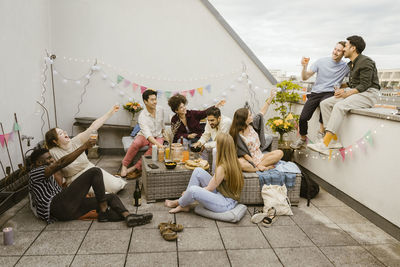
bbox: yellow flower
[286,113,293,120]
[126,102,133,106]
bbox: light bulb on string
[102,74,108,80]
[62,79,68,83]
[85,74,91,79]
[248,80,253,86]
[237,77,243,83]
[241,72,247,78]
[222,91,227,97]
[230,85,235,91]
[110,83,116,88]
[53,70,58,75]
[119,91,125,96]
[263,89,268,94]
[255,86,260,91]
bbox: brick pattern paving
[1,155,399,267]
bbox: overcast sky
[209,0,400,75]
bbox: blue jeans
[178,168,237,213]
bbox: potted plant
[266,80,301,144]
[123,101,143,127]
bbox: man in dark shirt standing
[308,35,380,153]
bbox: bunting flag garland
[158,91,163,98]
[181,90,187,97]
[205,84,211,93]
[347,145,353,158]
[197,87,203,95]
[0,127,18,148]
[117,75,124,84]
[189,89,195,97]
[164,91,172,99]
[364,130,373,145]
[13,122,20,131]
[123,79,131,87]
[339,148,346,161]
[132,83,138,91]
[140,86,147,94]
[357,138,366,153]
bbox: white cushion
[122,136,148,152]
[194,204,247,223]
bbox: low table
[141,156,194,203]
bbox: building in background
[378,69,400,89]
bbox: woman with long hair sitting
[45,105,126,193]
[165,133,243,214]
[229,90,283,172]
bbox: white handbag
[261,184,293,216]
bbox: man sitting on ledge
[308,35,380,154]
[121,89,165,179]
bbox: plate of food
[185,159,209,170]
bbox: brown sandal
[159,225,177,241]
[158,221,184,232]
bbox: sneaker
[328,139,343,149]
[307,142,330,155]
[290,138,307,149]
[316,131,325,143]
[98,207,125,222]
[125,213,153,227]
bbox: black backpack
[298,166,320,206]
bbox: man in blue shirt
[291,42,349,149]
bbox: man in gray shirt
[308,35,380,154]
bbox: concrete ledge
[298,163,400,242]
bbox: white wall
[48,0,275,147]
[294,105,400,227]
[0,0,51,177]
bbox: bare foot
[265,165,275,170]
[165,199,178,208]
[257,165,267,171]
[126,166,137,175]
[169,205,190,214]
[120,165,128,177]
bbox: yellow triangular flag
[197,87,203,96]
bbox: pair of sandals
[158,221,184,241]
[250,207,277,227]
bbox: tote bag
[261,184,293,216]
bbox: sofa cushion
[194,204,247,223]
[122,136,149,152]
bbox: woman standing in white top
[45,105,126,193]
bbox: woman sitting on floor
[45,105,126,193]
[229,90,283,172]
[165,133,243,213]
[167,94,226,143]
[28,139,152,226]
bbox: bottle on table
[133,180,142,207]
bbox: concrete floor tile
[78,229,131,254]
[179,250,229,267]
[291,205,334,225]
[0,231,39,256]
[0,256,19,267]
[71,253,126,267]
[273,215,296,226]
[318,206,370,224]
[138,211,174,229]
[26,231,86,255]
[275,247,333,267]
[339,223,399,245]
[129,228,176,253]
[320,246,385,266]
[220,227,270,249]
[227,249,282,267]
[217,212,257,228]
[45,220,92,231]
[299,224,358,246]
[5,211,47,232]
[138,200,172,212]
[126,252,177,267]
[178,227,224,251]
[311,188,346,207]
[364,243,400,267]
[90,221,127,230]
[260,225,314,248]
[175,212,216,228]
[16,255,73,267]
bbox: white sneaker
[307,142,330,155]
[316,131,325,143]
[290,138,307,149]
[328,139,343,149]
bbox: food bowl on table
[190,145,202,153]
[164,161,177,169]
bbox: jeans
[178,168,237,213]
[50,167,128,221]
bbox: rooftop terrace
[1,154,399,267]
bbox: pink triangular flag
[189,89,195,97]
[357,138,366,153]
[181,90,187,97]
[123,79,131,87]
[347,145,353,158]
[140,86,147,94]
[132,83,138,91]
[339,148,346,161]
[0,135,4,147]
[4,132,12,143]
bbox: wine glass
[90,130,98,140]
